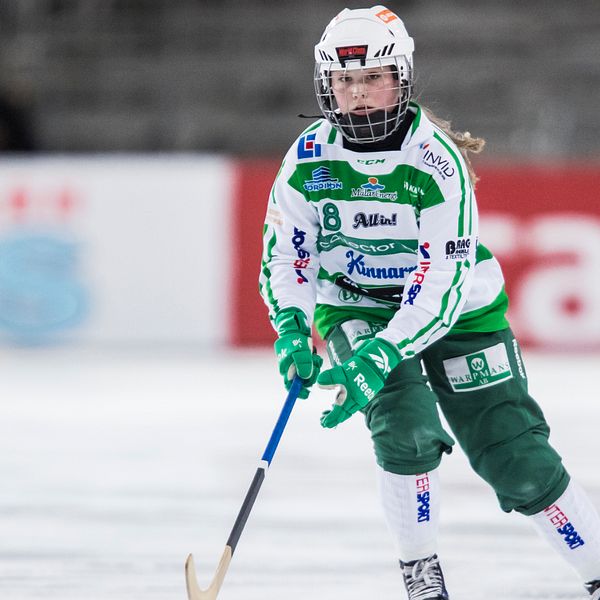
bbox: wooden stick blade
[185,547,232,600]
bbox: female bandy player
[260,6,600,599]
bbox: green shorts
[325,320,569,515]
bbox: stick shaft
[262,377,302,464]
[185,377,303,599]
[226,376,302,554]
[226,467,265,552]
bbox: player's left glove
[317,337,401,428]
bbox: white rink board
[0,348,598,600]
[0,156,232,346]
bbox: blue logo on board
[0,233,88,342]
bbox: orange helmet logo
[375,8,399,23]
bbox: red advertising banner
[230,160,280,347]
[475,165,600,351]
[231,160,600,350]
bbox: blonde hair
[422,107,485,187]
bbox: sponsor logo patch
[543,504,585,550]
[351,177,398,201]
[403,243,431,306]
[291,227,310,284]
[404,181,425,198]
[303,166,343,192]
[353,212,397,228]
[297,133,322,159]
[375,8,399,23]
[445,237,471,260]
[328,339,343,366]
[340,319,385,349]
[512,338,526,379]
[353,371,376,401]
[265,207,283,226]
[319,232,415,255]
[367,346,391,375]
[419,143,456,179]
[442,342,513,392]
[336,45,368,66]
[416,473,431,522]
[357,158,385,165]
[346,250,417,280]
[338,287,362,304]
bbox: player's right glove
[274,308,323,399]
[318,337,401,428]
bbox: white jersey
[260,103,508,359]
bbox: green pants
[325,321,569,515]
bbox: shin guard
[529,480,600,583]
[376,464,440,561]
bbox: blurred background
[0,0,598,349]
[1,0,600,156]
[0,2,600,599]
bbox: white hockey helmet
[314,6,414,144]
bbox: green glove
[317,337,401,427]
[274,308,323,399]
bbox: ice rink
[0,347,598,600]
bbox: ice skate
[586,579,600,599]
[400,554,449,600]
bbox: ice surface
[0,348,598,599]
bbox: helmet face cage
[314,56,413,144]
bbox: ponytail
[423,107,485,187]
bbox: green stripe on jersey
[314,284,509,340]
[327,127,338,144]
[475,242,493,263]
[452,286,509,333]
[269,159,287,205]
[289,161,444,208]
[409,102,422,135]
[432,130,470,236]
[395,261,467,356]
[441,259,471,329]
[260,227,280,314]
[318,232,418,256]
